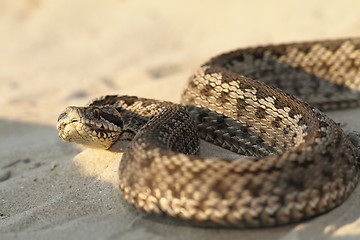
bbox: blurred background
[0,0,359,125]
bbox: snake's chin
[57,122,115,149]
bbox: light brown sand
[1,0,360,239]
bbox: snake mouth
[86,121,121,139]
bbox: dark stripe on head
[101,111,123,129]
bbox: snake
[57,38,360,228]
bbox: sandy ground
[1,0,360,239]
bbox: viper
[57,38,360,228]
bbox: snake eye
[92,108,101,118]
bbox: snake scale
[57,38,360,228]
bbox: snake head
[57,106,123,149]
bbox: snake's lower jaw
[58,123,80,142]
[58,123,117,149]
[58,131,68,141]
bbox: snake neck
[88,95,164,142]
[88,95,200,155]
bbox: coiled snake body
[57,38,360,227]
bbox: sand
[1,0,360,239]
